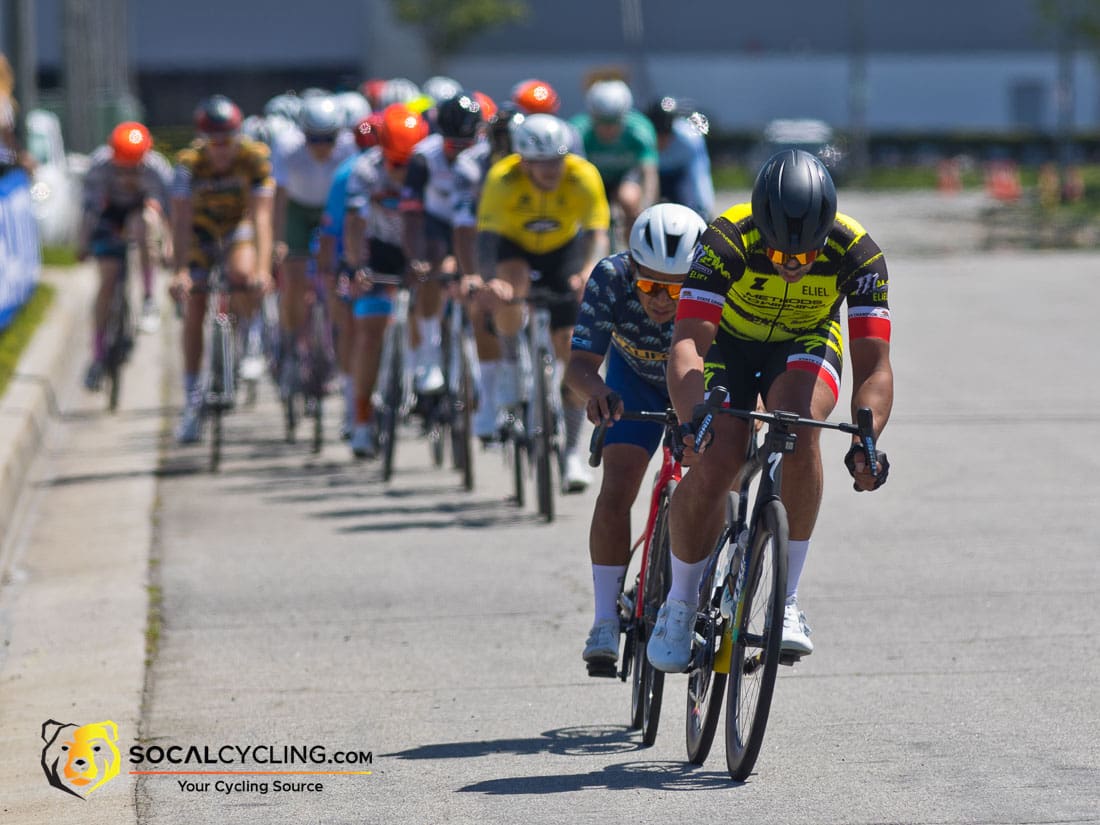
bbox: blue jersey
[572,251,673,394]
[320,152,360,245]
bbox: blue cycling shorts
[603,347,670,456]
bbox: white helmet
[586,80,633,119]
[629,203,707,275]
[511,114,570,161]
[298,95,342,137]
[380,77,421,107]
[264,93,301,122]
[334,91,371,128]
[422,75,462,104]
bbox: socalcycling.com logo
[41,719,121,799]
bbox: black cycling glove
[844,444,890,491]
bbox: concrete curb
[0,264,96,572]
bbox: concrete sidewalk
[0,266,165,821]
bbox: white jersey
[272,127,357,208]
[82,144,173,213]
[345,147,404,247]
[399,133,472,224]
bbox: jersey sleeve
[170,148,198,199]
[571,258,616,356]
[475,168,508,236]
[838,227,891,342]
[630,113,659,165]
[320,166,350,239]
[451,156,480,229]
[676,218,744,324]
[80,153,109,213]
[249,142,275,196]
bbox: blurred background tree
[389,0,530,74]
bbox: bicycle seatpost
[693,386,730,453]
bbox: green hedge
[0,283,57,400]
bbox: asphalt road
[2,190,1098,824]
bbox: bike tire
[104,275,130,413]
[511,415,525,508]
[686,492,738,765]
[534,348,555,522]
[312,397,323,454]
[208,319,228,472]
[725,498,789,781]
[380,327,403,482]
[453,332,475,491]
[631,481,674,746]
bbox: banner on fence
[0,168,41,330]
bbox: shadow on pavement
[457,761,736,794]
[383,725,643,760]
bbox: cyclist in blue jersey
[571,80,659,239]
[646,96,715,221]
[565,203,707,670]
[318,111,382,438]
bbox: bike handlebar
[692,386,880,477]
[588,394,677,467]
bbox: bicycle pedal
[779,652,803,667]
[585,660,618,679]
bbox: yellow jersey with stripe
[172,137,275,238]
[676,202,891,343]
[476,153,610,254]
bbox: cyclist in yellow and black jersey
[477,113,610,491]
[169,95,275,444]
[647,149,894,674]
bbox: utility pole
[847,0,869,183]
[62,0,134,152]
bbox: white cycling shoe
[582,618,620,665]
[646,598,695,673]
[562,450,592,493]
[781,596,814,656]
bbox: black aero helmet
[646,96,679,136]
[194,94,242,135]
[436,92,482,139]
[751,149,837,254]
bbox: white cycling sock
[592,563,627,623]
[183,373,198,403]
[667,555,709,607]
[786,539,810,600]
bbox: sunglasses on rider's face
[765,247,819,266]
[307,134,336,145]
[634,278,682,299]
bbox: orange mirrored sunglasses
[634,279,682,299]
[765,247,819,266]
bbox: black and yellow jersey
[172,136,275,237]
[476,153,610,254]
[677,202,891,343]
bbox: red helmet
[354,112,385,150]
[378,104,428,165]
[361,78,387,109]
[473,91,497,122]
[512,79,560,114]
[110,121,153,167]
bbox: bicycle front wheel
[631,481,674,746]
[380,330,404,482]
[686,492,738,765]
[534,347,555,522]
[725,498,788,781]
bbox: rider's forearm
[850,366,894,440]
[667,333,708,424]
[564,353,608,401]
[402,210,426,263]
[343,213,365,268]
[252,194,274,273]
[316,233,336,275]
[454,225,479,277]
[573,229,606,287]
[170,197,191,271]
[641,163,659,208]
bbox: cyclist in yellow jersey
[169,95,275,444]
[647,150,894,673]
[477,113,610,490]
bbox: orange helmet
[473,91,497,122]
[378,104,428,165]
[512,79,560,114]
[110,121,153,167]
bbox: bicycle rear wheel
[208,322,227,472]
[510,412,525,507]
[534,347,555,522]
[686,492,738,765]
[104,276,131,413]
[631,481,674,746]
[450,326,476,491]
[725,498,789,781]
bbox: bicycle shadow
[382,725,642,761]
[457,761,736,794]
